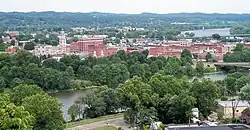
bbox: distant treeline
[0,12,249,30]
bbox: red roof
[105,48,119,56]
[10,33,17,37]
[5,47,16,53]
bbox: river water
[181,28,231,37]
[50,73,228,120]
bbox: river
[50,73,228,120]
[181,28,231,37]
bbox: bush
[221,96,228,101]
[157,123,165,130]
[217,112,224,121]
[220,118,232,124]
[71,80,92,90]
[232,118,241,123]
[204,68,216,73]
[81,80,92,88]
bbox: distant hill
[1,12,250,29]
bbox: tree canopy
[0,94,34,130]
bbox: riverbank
[47,86,101,94]
[91,126,117,130]
[204,71,224,75]
[66,113,123,128]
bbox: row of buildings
[31,35,236,62]
[148,43,234,62]
[2,30,243,62]
[5,31,237,62]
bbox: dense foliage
[60,49,222,128]
[1,84,65,130]
[0,12,242,30]
[0,49,222,128]
[69,74,220,128]
[0,49,207,92]
[223,44,250,62]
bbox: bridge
[214,62,250,69]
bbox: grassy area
[91,126,117,130]
[66,113,123,128]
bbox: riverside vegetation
[2,47,250,129]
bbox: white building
[33,29,68,57]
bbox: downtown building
[33,30,68,57]
[70,37,106,57]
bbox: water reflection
[51,73,228,120]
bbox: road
[66,118,132,130]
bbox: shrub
[221,96,228,101]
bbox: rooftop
[218,100,250,107]
[168,125,249,130]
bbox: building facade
[216,100,250,119]
[70,38,105,57]
[33,29,68,57]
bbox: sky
[1,0,250,14]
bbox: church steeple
[59,28,66,46]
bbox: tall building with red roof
[70,38,110,57]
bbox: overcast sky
[1,0,250,14]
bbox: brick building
[70,38,105,57]
[148,42,233,61]
[5,46,17,53]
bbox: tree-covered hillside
[0,12,249,30]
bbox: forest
[0,49,210,92]
[0,12,248,32]
[2,48,250,129]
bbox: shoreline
[47,86,100,94]
[204,71,224,75]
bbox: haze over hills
[1,12,250,30]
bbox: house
[5,46,17,53]
[241,107,250,124]
[168,125,249,130]
[216,100,250,118]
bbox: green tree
[116,50,127,61]
[10,78,23,88]
[11,40,16,45]
[205,52,213,62]
[191,79,220,117]
[42,58,61,70]
[77,65,93,80]
[22,94,65,130]
[195,62,204,76]
[181,49,193,64]
[240,84,250,104]
[184,63,195,77]
[100,88,121,114]
[11,84,45,106]
[24,42,36,50]
[0,94,34,130]
[212,33,221,40]
[92,65,107,85]
[105,63,129,88]
[68,104,78,121]
[66,66,75,77]
[157,92,196,124]
[114,38,120,44]
[17,34,33,41]
[162,61,183,77]
[149,61,160,74]
[82,89,106,118]
[116,77,158,128]
[233,44,244,52]
[0,77,6,91]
